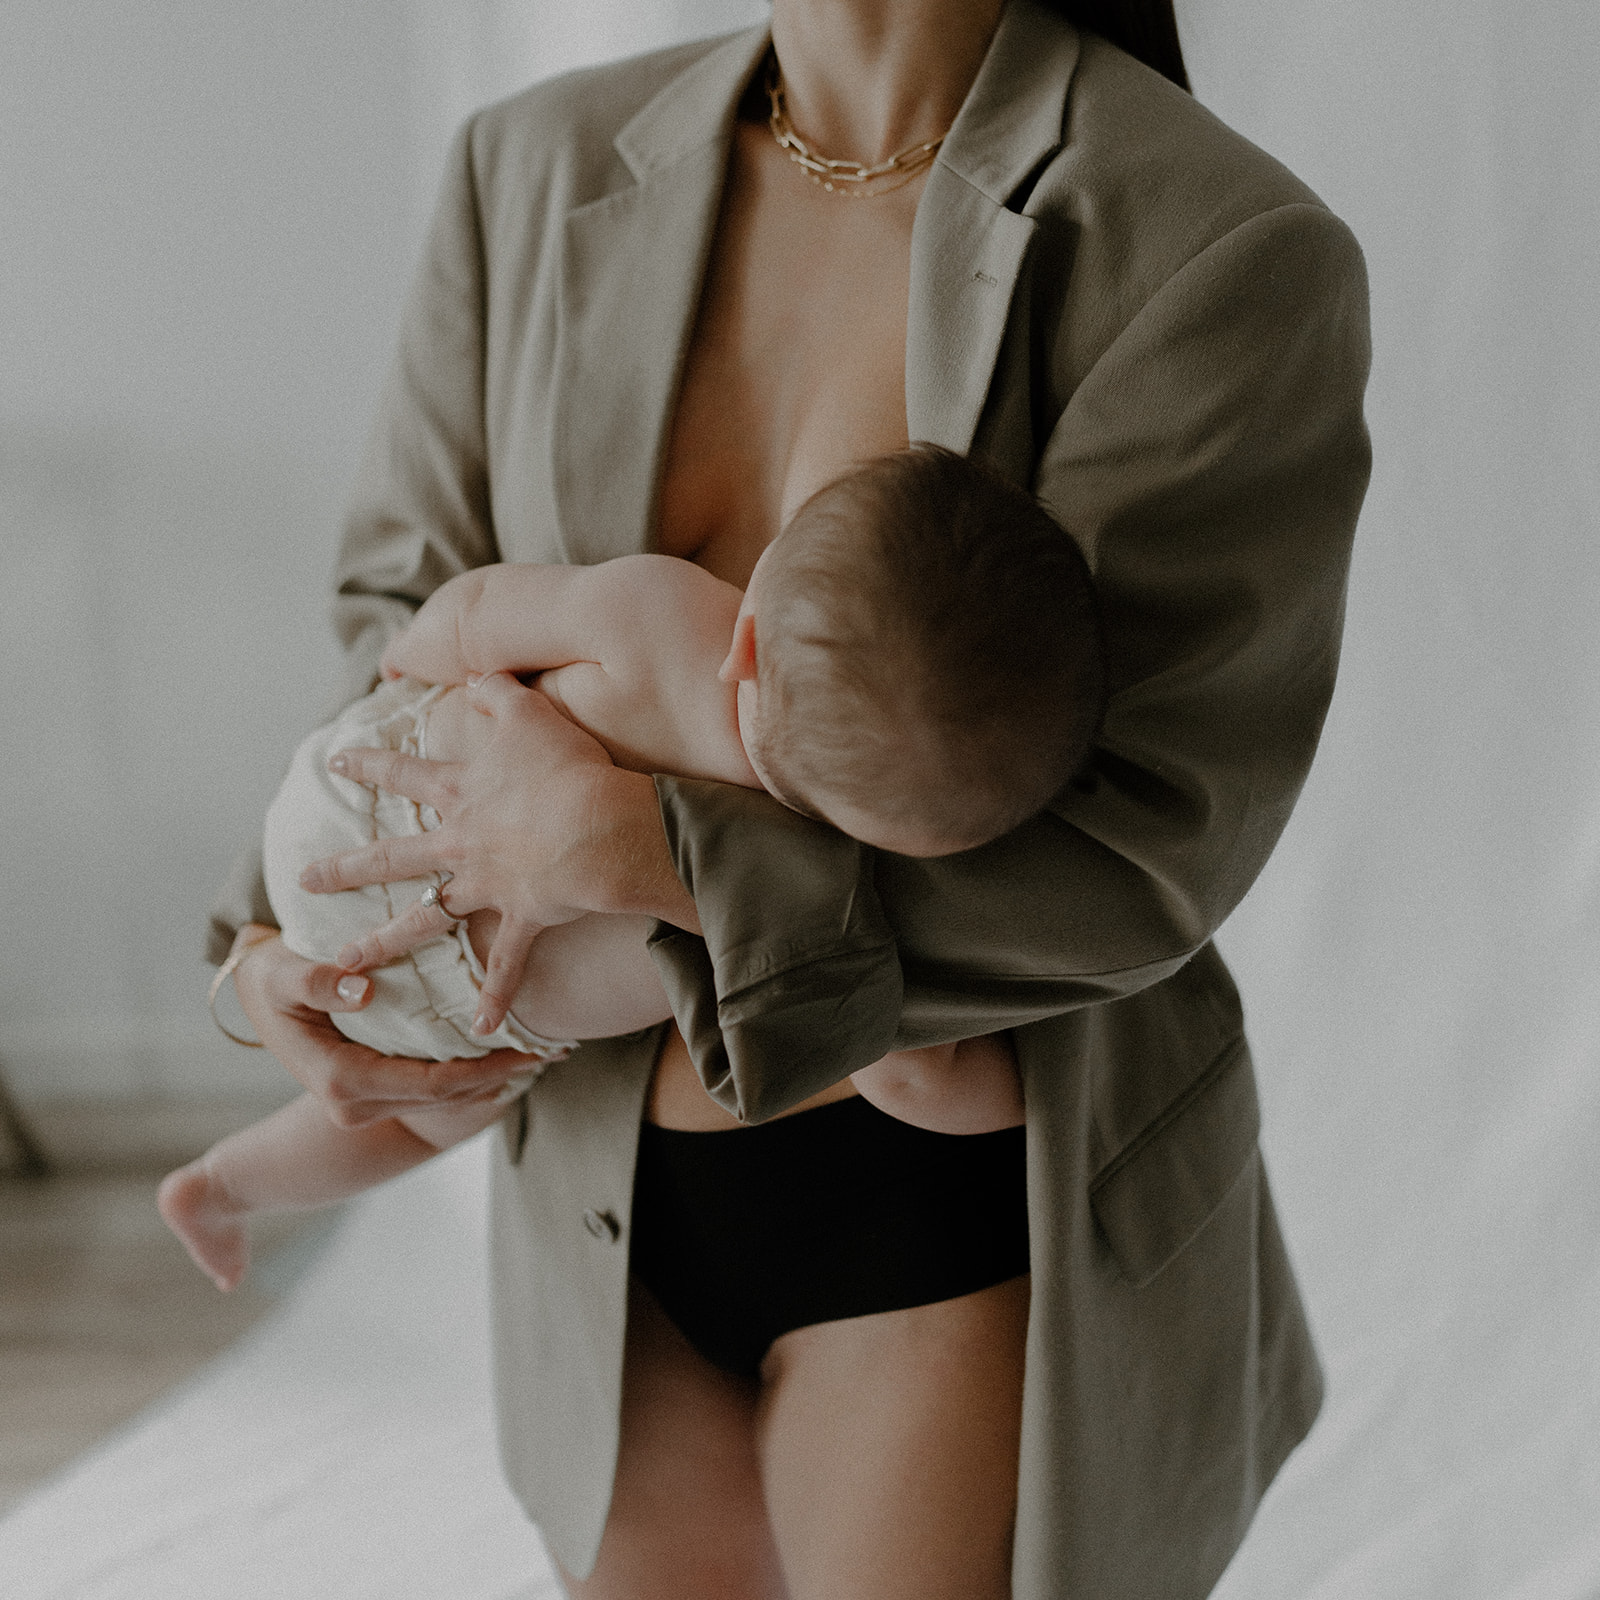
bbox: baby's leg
[849,1034,1024,1135]
[158,1092,506,1291]
[465,908,674,1042]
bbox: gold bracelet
[207,936,271,1048]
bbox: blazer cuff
[647,776,903,1121]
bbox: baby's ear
[718,611,759,684]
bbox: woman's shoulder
[1065,32,1327,213]
[1028,29,1364,350]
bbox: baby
[161,445,1105,1289]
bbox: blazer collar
[939,0,1080,205]
[613,24,772,179]
[549,3,1080,565]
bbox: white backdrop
[0,0,763,1101]
[1194,5,1600,1590]
[3,1,1598,1596]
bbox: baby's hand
[381,570,488,686]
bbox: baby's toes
[157,1167,250,1291]
[196,1227,250,1293]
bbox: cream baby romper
[262,677,575,1074]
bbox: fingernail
[465,672,484,690]
[335,945,363,971]
[327,754,349,775]
[472,1012,492,1035]
[336,974,369,1003]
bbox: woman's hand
[229,926,532,1128]
[299,672,700,1034]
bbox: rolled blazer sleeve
[651,200,1372,1122]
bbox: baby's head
[724,445,1105,857]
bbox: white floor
[3,1003,1598,1600]
[0,1142,560,1600]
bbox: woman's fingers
[326,746,459,809]
[234,941,434,1121]
[283,1019,433,1127]
[232,938,534,1124]
[473,915,543,1036]
[300,829,448,895]
[312,1036,528,1126]
[233,931,352,1016]
[314,1038,536,1126]
[332,891,464,972]
[285,956,374,1012]
[281,1016,527,1127]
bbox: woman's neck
[768,0,1005,165]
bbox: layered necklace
[764,52,948,198]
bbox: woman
[215,1,1371,1595]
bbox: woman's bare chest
[654,125,922,587]
[646,128,926,1127]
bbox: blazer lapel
[550,27,771,565]
[906,172,1038,455]
[907,0,1081,454]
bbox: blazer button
[582,1208,621,1242]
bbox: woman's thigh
[755,1274,1031,1600]
[556,1278,789,1600]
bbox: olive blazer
[216,3,1371,1593]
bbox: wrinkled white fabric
[263,676,573,1070]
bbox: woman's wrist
[588,767,701,934]
[230,923,280,959]
[207,925,281,1048]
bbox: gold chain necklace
[764,54,947,198]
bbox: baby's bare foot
[157,1161,250,1291]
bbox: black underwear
[628,1094,1029,1380]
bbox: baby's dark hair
[750,445,1105,855]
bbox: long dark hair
[1041,0,1190,92]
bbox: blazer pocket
[1089,1036,1260,1287]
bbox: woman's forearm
[593,768,702,933]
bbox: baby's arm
[380,562,604,684]
[380,555,742,689]
[382,555,754,791]
[159,1091,507,1291]
[849,1034,1024,1135]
